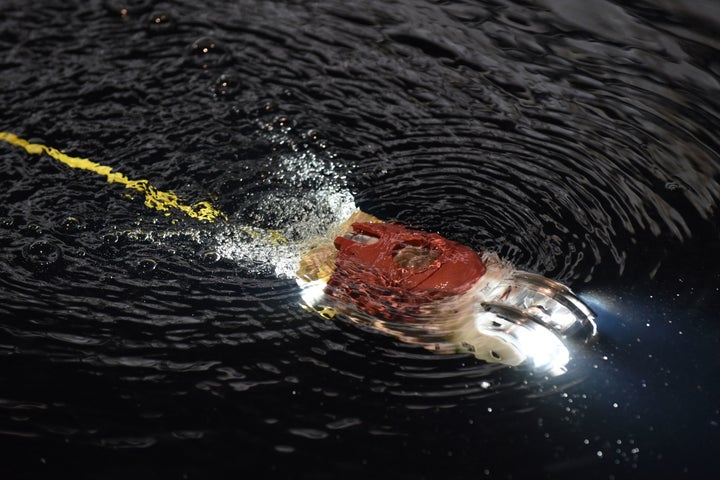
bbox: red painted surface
[326,222,486,321]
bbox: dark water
[2,0,720,478]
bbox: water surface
[1,0,719,478]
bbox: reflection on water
[1,0,720,478]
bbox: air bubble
[136,258,158,275]
[59,216,85,234]
[103,0,156,17]
[201,251,221,264]
[260,101,277,113]
[211,73,242,98]
[23,223,43,236]
[22,240,62,270]
[102,232,120,244]
[305,129,326,148]
[244,100,278,119]
[274,116,289,129]
[144,12,177,35]
[187,37,232,69]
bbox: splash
[212,126,357,278]
[213,186,357,278]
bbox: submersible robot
[297,211,597,373]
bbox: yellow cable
[0,131,288,245]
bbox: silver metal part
[487,271,597,341]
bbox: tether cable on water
[0,131,288,245]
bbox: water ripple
[1,1,719,476]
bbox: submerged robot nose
[487,271,597,340]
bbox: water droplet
[201,251,221,265]
[144,11,177,35]
[102,232,120,244]
[187,37,231,69]
[0,216,14,228]
[211,73,242,98]
[304,129,326,148]
[136,258,157,275]
[22,240,62,270]
[59,216,85,234]
[103,0,156,17]
[23,223,43,236]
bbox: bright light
[460,306,571,374]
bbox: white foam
[210,130,356,278]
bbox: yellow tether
[0,131,288,245]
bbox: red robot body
[326,222,486,321]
